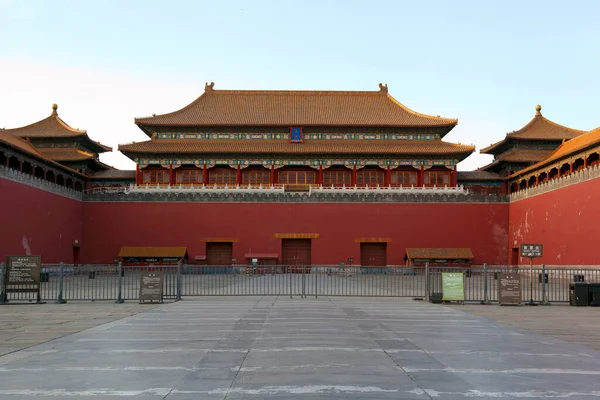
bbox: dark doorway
[511,248,519,266]
[73,246,81,266]
[281,239,311,266]
[360,243,387,266]
[206,242,233,265]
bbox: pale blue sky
[1,0,599,170]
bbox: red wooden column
[351,166,357,187]
[169,165,174,185]
[203,165,209,185]
[135,164,140,185]
[236,165,242,185]
[451,165,457,187]
[270,165,275,185]
[318,165,323,186]
[385,166,391,187]
[419,166,425,187]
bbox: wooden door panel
[360,243,387,266]
[206,242,233,265]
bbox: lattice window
[209,168,236,185]
[390,171,417,185]
[176,169,202,184]
[278,170,316,184]
[357,170,384,186]
[424,171,450,185]
[323,170,351,186]
[243,169,270,185]
[143,169,169,184]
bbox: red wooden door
[206,242,233,265]
[281,239,311,265]
[360,243,387,266]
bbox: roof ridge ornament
[205,82,215,93]
[378,83,388,94]
[52,103,58,116]
[535,104,542,116]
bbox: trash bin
[538,273,548,283]
[589,283,600,306]
[88,271,96,279]
[569,282,589,306]
[430,293,443,304]
[40,272,49,283]
[573,274,585,282]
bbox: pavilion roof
[38,148,96,162]
[478,148,553,172]
[119,139,474,159]
[480,105,586,154]
[5,104,112,152]
[0,131,44,159]
[457,171,502,181]
[118,246,187,258]
[0,131,85,177]
[508,126,600,179]
[90,170,136,180]
[135,83,458,131]
[405,248,474,260]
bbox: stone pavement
[0,297,599,399]
[447,303,600,351]
[0,302,160,357]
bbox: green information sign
[442,272,465,302]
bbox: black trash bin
[88,271,96,279]
[574,274,585,282]
[430,293,443,304]
[588,283,600,306]
[569,282,589,306]
[40,272,49,283]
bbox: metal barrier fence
[1,263,600,303]
[0,263,179,303]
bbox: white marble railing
[124,183,468,195]
[310,184,468,195]
[510,163,600,201]
[0,165,83,201]
[125,183,285,194]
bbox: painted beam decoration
[155,132,441,141]
[137,158,459,168]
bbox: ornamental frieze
[137,158,459,169]
[155,132,441,141]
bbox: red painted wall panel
[0,178,83,263]
[82,201,508,265]
[509,177,600,265]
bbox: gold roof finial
[535,104,542,115]
[378,83,388,94]
[52,103,58,115]
[205,82,215,92]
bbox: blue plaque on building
[290,127,303,142]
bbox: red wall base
[0,179,83,264]
[82,202,509,265]
[509,177,600,265]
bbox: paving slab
[1,297,600,399]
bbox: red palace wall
[82,202,508,265]
[0,178,83,263]
[509,177,600,266]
